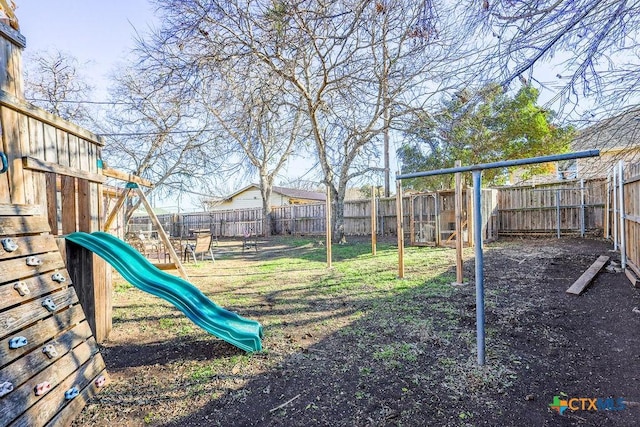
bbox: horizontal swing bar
[396,150,600,180]
[394,149,601,366]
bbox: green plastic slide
[65,231,263,352]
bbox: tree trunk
[328,184,347,244]
[259,175,273,237]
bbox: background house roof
[224,184,326,202]
[570,107,640,178]
[572,107,640,152]
[272,185,326,201]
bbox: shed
[409,188,498,247]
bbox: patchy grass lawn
[74,237,640,426]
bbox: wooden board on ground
[625,268,638,288]
[566,255,610,295]
[0,203,108,427]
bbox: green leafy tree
[398,84,574,190]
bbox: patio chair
[126,231,161,259]
[184,233,215,264]
[242,227,258,253]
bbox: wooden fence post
[454,160,464,284]
[371,185,377,255]
[326,185,332,268]
[396,179,405,278]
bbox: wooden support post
[69,176,111,343]
[604,173,610,239]
[580,178,585,237]
[618,161,626,269]
[556,189,561,239]
[434,193,441,247]
[326,185,332,268]
[396,179,405,278]
[613,166,618,250]
[103,187,129,232]
[454,160,464,284]
[371,185,377,256]
[467,187,474,247]
[134,186,189,280]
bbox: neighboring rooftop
[271,185,326,201]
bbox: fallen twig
[269,394,301,413]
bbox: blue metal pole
[395,150,602,367]
[473,170,485,366]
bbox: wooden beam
[103,187,129,232]
[134,186,188,280]
[434,193,441,247]
[23,156,105,183]
[0,20,25,47]
[447,220,468,243]
[566,255,610,295]
[396,180,405,279]
[0,203,41,216]
[371,185,376,256]
[625,268,638,288]
[325,185,332,268]
[155,262,180,271]
[0,90,104,144]
[101,166,154,188]
[102,185,122,198]
[0,215,51,235]
[628,259,640,279]
[454,160,463,284]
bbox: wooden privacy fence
[130,199,402,238]
[497,179,606,236]
[130,208,264,238]
[130,188,499,246]
[130,198,412,238]
[608,162,640,280]
[132,181,611,243]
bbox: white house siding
[210,187,292,211]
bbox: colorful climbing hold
[42,297,57,312]
[51,272,66,283]
[34,381,51,396]
[13,281,30,296]
[1,237,18,252]
[8,336,27,349]
[64,386,79,400]
[0,381,13,397]
[94,375,106,388]
[42,344,58,359]
[26,256,42,266]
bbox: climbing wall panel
[0,204,108,426]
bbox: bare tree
[198,69,308,236]
[460,0,640,120]
[24,49,95,125]
[142,0,463,241]
[100,62,227,221]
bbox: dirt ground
[74,236,640,426]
